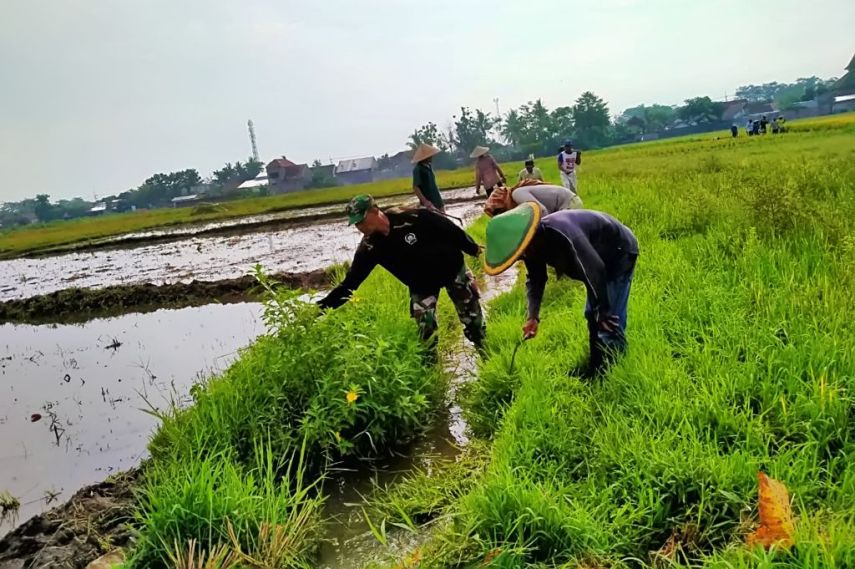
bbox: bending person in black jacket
[318,195,486,360]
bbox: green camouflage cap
[345,194,375,225]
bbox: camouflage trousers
[410,265,486,353]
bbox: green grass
[398,114,855,567]
[129,113,855,567]
[0,168,475,258]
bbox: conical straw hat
[411,143,441,164]
[470,146,490,159]
[484,202,542,275]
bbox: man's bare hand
[598,314,620,333]
[523,318,539,339]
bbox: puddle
[0,202,484,302]
[0,302,264,537]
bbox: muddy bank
[0,201,483,302]
[0,269,331,325]
[14,188,480,260]
[0,469,139,569]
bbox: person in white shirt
[517,155,544,182]
[557,140,581,194]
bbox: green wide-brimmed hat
[484,202,542,276]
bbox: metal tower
[247,120,259,162]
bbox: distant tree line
[0,157,263,228]
[2,74,837,229]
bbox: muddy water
[98,187,479,245]
[0,202,484,302]
[0,302,264,537]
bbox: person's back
[539,210,638,274]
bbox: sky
[1,0,853,203]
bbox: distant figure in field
[752,120,761,136]
[760,115,769,134]
[411,143,445,212]
[730,124,739,138]
[746,119,754,136]
[771,117,780,134]
[517,155,544,183]
[557,140,582,194]
[471,146,505,198]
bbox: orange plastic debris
[747,472,795,549]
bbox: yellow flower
[346,390,359,405]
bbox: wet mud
[11,188,479,260]
[0,469,139,569]
[0,270,330,325]
[0,201,483,303]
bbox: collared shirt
[517,167,544,182]
[524,210,638,321]
[318,208,480,309]
[475,155,502,189]
[412,162,443,209]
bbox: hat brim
[483,203,542,276]
[470,147,490,159]
[411,146,441,164]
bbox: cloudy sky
[1,0,852,202]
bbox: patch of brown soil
[0,270,332,325]
[0,469,139,569]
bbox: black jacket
[318,208,480,309]
[524,210,638,321]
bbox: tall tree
[677,96,726,124]
[450,107,497,156]
[407,121,449,150]
[572,91,611,148]
[33,194,55,222]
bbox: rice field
[126,114,854,567]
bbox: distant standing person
[771,117,780,134]
[411,143,444,212]
[472,146,505,197]
[517,155,544,182]
[730,124,738,138]
[558,140,581,194]
[760,115,769,134]
[746,119,754,136]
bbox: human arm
[523,254,548,337]
[575,151,582,165]
[412,184,437,210]
[474,165,482,191]
[494,158,506,184]
[421,209,480,256]
[534,167,544,181]
[317,245,378,310]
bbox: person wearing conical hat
[517,155,544,183]
[411,143,445,212]
[318,194,486,362]
[471,146,505,198]
[483,205,638,377]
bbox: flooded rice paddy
[0,200,483,302]
[0,302,264,537]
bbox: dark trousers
[583,259,636,367]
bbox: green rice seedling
[410,114,855,567]
[129,442,322,568]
